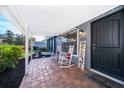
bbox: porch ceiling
[14,5,118,36]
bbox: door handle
[92,43,95,51]
[93,47,95,55]
[92,43,96,54]
[92,43,95,47]
[93,47,95,51]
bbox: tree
[15,35,25,45]
[4,30,14,45]
[29,37,36,45]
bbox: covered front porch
[0,5,124,88]
[20,56,121,88]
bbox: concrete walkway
[20,57,105,88]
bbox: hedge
[33,46,47,52]
[0,45,24,72]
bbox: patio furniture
[58,52,63,64]
[51,51,60,60]
[32,50,40,59]
[51,52,57,57]
[59,45,74,68]
[41,52,52,57]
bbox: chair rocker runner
[59,45,74,68]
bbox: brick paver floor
[20,57,106,88]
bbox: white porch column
[31,36,33,60]
[53,37,54,53]
[25,25,29,75]
[77,27,80,57]
[77,27,80,67]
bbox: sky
[33,35,45,41]
[0,15,44,41]
[0,15,21,35]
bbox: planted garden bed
[0,58,25,88]
[0,45,26,88]
[0,56,31,88]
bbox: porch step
[86,72,124,88]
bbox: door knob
[93,47,95,55]
[92,43,95,46]
[93,47,95,51]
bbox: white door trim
[90,69,124,85]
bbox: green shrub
[0,45,24,72]
[33,47,48,52]
[38,47,47,52]
[33,46,38,51]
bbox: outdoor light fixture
[79,29,87,37]
[80,29,84,32]
[79,29,84,35]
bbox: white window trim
[61,29,79,56]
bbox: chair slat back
[68,45,74,60]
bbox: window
[61,31,77,55]
[61,34,68,53]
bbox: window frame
[61,29,79,56]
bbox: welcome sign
[78,41,86,70]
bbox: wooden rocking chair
[59,45,74,68]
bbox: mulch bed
[0,54,49,88]
[0,58,26,88]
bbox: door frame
[90,8,124,81]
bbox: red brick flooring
[20,57,105,88]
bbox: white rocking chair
[59,45,74,68]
